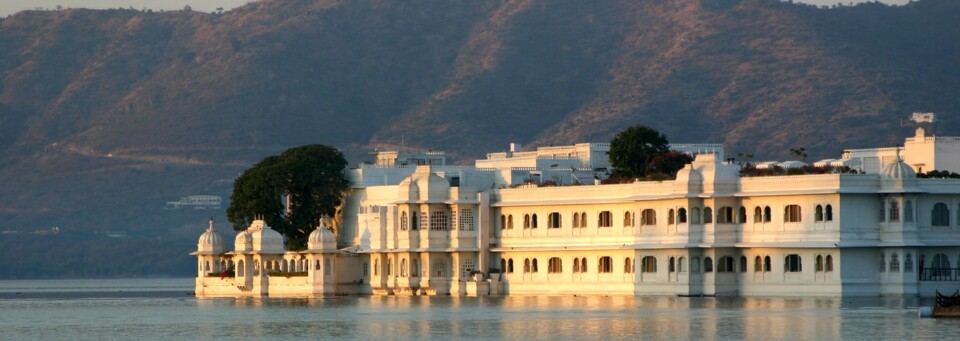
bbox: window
[580,257,588,273]
[548,212,562,228]
[459,208,474,231]
[739,256,747,272]
[826,204,833,221]
[507,259,514,273]
[599,257,613,273]
[401,212,408,230]
[626,257,635,274]
[412,213,420,230]
[825,255,833,272]
[598,211,613,227]
[532,214,538,228]
[879,201,886,222]
[624,212,634,227]
[580,212,587,228]
[387,258,392,276]
[524,214,531,229]
[668,209,675,225]
[532,258,539,272]
[904,201,913,222]
[815,205,824,222]
[738,207,747,223]
[669,257,676,272]
[754,256,763,272]
[641,256,656,273]
[573,212,580,228]
[678,257,686,272]
[784,205,802,223]
[430,210,449,230]
[764,206,772,222]
[374,259,379,276]
[641,209,656,225]
[904,253,913,272]
[719,207,734,223]
[717,256,734,272]
[703,207,713,223]
[548,257,562,274]
[500,258,507,273]
[400,259,408,277]
[754,206,762,223]
[704,257,713,272]
[573,258,581,273]
[763,256,772,272]
[524,258,531,273]
[500,214,506,230]
[678,208,688,223]
[785,254,802,272]
[508,215,514,229]
[879,253,885,272]
[889,200,900,222]
[432,260,448,277]
[816,255,824,272]
[691,208,701,224]
[933,203,950,226]
[932,253,951,277]
[890,253,900,272]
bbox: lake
[1,278,957,340]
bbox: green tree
[227,144,349,250]
[609,125,670,178]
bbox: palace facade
[193,134,960,297]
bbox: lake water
[1,278,958,340]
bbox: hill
[0,0,958,278]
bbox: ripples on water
[1,278,958,340]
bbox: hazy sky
[0,0,914,18]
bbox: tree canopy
[609,125,671,178]
[227,144,349,250]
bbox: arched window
[904,254,913,272]
[500,258,507,273]
[412,213,419,230]
[890,253,900,272]
[432,260,448,278]
[668,209,675,225]
[678,208,688,223]
[717,256,734,272]
[764,206,772,222]
[580,257,588,273]
[532,258,539,272]
[573,212,580,228]
[669,257,676,272]
[573,258,581,273]
[932,254,950,277]
[703,207,713,223]
[598,211,613,227]
[691,257,701,273]
[889,200,900,222]
[387,258,392,276]
[500,214,506,230]
[548,212,562,228]
[507,259,514,273]
[401,212,408,231]
[507,215,514,229]
[237,260,245,276]
[879,253,886,272]
[904,201,913,222]
[599,257,613,273]
[763,256,771,272]
[879,200,886,222]
[738,207,747,223]
[625,257,635,273]
[315,259,321,271]
[524,258,531,273]
[704,257,713,272]
[816,255,824,272]
[531,214,538,228]
[719,206,734,223]
[932,203,950,226]
[580,212,587,228]
[400,259,408,277]
[785,254,802,272]
[624,211,634,227]
[641,209,656,225]
[825,255,834,272]
[815,205,824,222]
[691,208,701,224]
[826,204,833,221]
[374,259,379,276]
[784,205,802,223]
[524,214,531,229]
[641,256,657,273]
[678,257,686,272]
[754,206,762,223]
[739,256,747,272]
[548,257,563,273]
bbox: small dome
[197,220,225,254]
[416,171,450,200]
[248,219,285,254]
[675,165,703,184]
[234,230,252,252]
[398,177,420,201]
[881,148,916,180]
[307,220,337,250]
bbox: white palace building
[193,130,960,298]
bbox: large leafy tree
[608,125,671,178]
[227,144,349,250]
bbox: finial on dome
[208,217,214,230]
[895,146,902,162]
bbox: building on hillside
[166,195,222,210]
[193,139,960,298]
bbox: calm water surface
[1,278,958,340]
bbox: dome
[307,220,337,250]
[398,177,421,201]
[881,148,916,180]
[674,165,703,184]
[248,219,285,254]
[197,220,225,254]
[234,230,252,252]
[416,171,450,200]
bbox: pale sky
[0,0,913,17]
